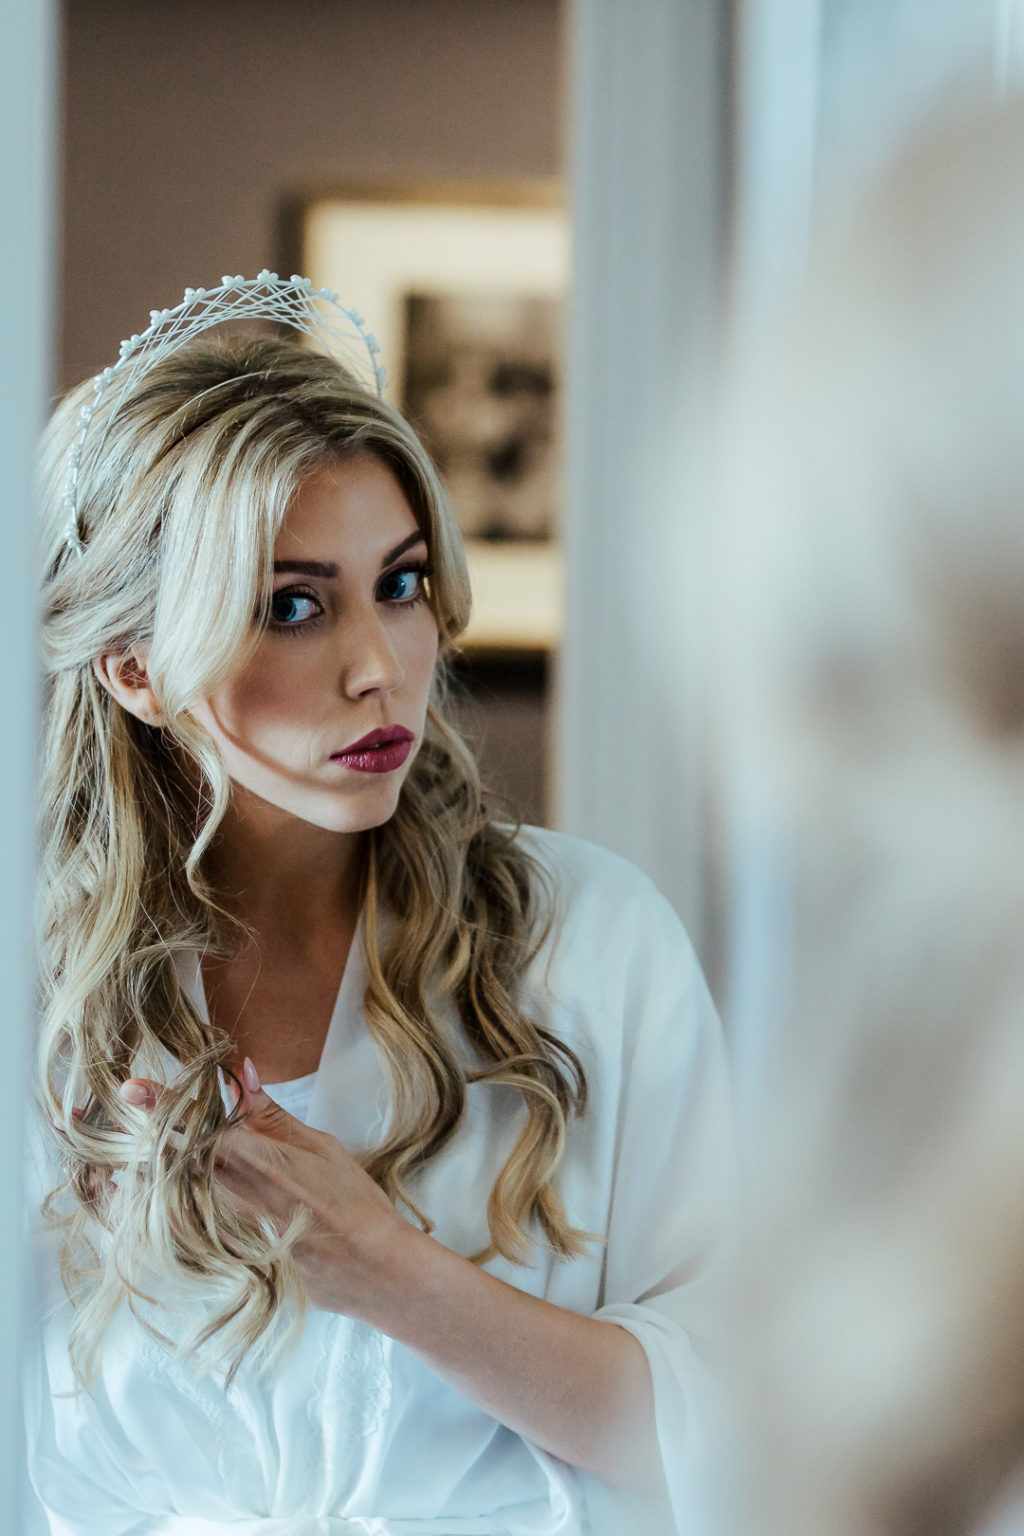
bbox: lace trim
[305,1315,392,1497]
[138,1329,266,1503]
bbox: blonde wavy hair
[38,332,588,1386]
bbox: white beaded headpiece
[63,270,388,556]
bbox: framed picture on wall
[296,184,569,652]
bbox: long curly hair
[38,332,588,1385]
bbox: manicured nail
[242,1058,261,1095]
[119,1080,153,1108]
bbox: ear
[92,647,165,726]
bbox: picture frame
[296,182,569,652]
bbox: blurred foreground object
[715,98,1024,1536]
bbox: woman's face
[190,453,439,835]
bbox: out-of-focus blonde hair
[717,100,1024,1536]
[39,333,587,1386]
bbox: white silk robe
[25,829,734,1536]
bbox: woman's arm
[121,1068,664,1493]
[357,1215,664,1493]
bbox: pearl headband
[63,270,387,556]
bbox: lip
[330,725,415,775]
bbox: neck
[204,787,364,945]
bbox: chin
[295,782,405,835]
[227,766,410,837]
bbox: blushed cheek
[407,626,440,711]
[209,657,316,740]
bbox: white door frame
[557,0,730,961]
[0,0,54,1527]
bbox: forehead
[275,455,421,561]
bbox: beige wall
[59,0,562,390]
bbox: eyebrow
[272,560,339,577]
[273,532,427,580]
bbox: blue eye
[270,590,322,627]
[378,564,429,604]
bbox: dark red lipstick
[330,726,414,774]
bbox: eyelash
[378,560,433,609]
[268,562,433,636]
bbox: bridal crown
[63,270,387,556]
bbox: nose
[338,602,405,699]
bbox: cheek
[403,615,440,697]
[207,651,316,736]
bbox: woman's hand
[118,1063,662,1492]
[119,1061,408,1318]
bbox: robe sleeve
[584,878,736,1536]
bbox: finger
[118,1077,159,1110]
[51,1107,84,1139]
[243,1056,260,1099]
[216,1064,320,1189]
[86,1167,115,1215]
[223,1069,243,1114]
[214,1156,296,1221]
[214,1130,304,1225]
[234,1058,306,1143]
[217,1058,261,1123]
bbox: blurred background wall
[5,9,53,1535]
[60,0,563,390]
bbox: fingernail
[242,1058,261,1095]
[119,1080,153,1108]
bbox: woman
[28,277,731,1536]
